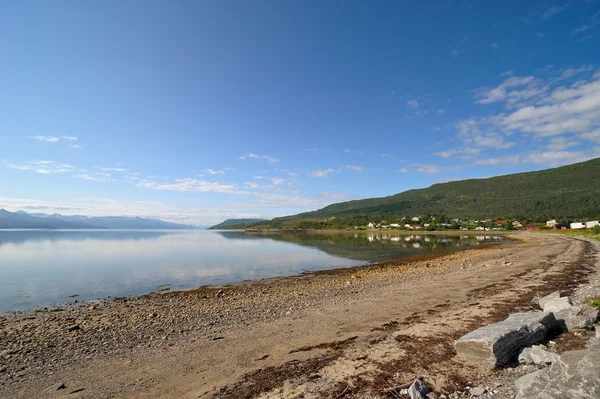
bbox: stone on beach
[555,304,600,331]
[515,338,600,398]
[454,312,556,368]
[517,345,560,365]
[537,291,560,309]
[540,296,573,313]
[409,378,430,399]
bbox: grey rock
[538,291,560,309]
[409,378,430,399]
[541,297,573,313]
[555,304,600,331]
[515,338,600,398]
[470,385,486,396]
[426,393,438,399]
[514,369,547,396]
[518,345,560,365]
[0,348,19,358]
[455,312,556,368]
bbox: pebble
[470,385,486,396]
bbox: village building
[570,222,586,229]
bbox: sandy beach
[1,232,598,398]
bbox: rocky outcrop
[454,312,556,368]
[541,297,573,313]
[515,338,600,398]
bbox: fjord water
[0,230,507,312]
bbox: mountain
[1,210,199,229]
[209,218,266,229]
[0,209,95,229]
[224,158,600,229]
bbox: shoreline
[1,232,598,398]
[0,232,514,316]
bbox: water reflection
[216,231,507,262]
[0,230,508,312]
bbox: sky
[2,0,600,226]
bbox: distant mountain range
[220,157,600,229]
[209,218,266,229]
[0,209,201,229]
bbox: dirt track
[0,233,598,398]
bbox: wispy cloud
[61,136,78,141]
[342,165,363,172]
[28,135,59,143]
[310,168,335,178]
[137,178,241,193]
[6,160,77,174]
[541,5,569,20]
[238,153,280,164]
[203,168,226,175]
[74,174,107,182]
[98,167,127,172]
[69,144,83,149]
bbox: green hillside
[226,158,600,229]
[209,218,266,229]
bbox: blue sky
[2,0,600,225]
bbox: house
[512,221,523,227]
[367,222,374,228]
[546,219,557,227]
[586,221,599,229]
[412,216,420,222]
[390,223,400,228]
[570,222,586,230]
[475,226,485,230]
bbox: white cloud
[137,178,240,194]
[437,109,445,114]
[413,164,441,173]
[319,192,351,201]
[74,174,107,182]
[204,168,226,175]
[28,135,59,143]
[310,168,335,178]
[437,65,600,167]
[407,100,419,109]
[541,5,568,20]
[342,165,363,172]
[99,167,127,172]
[544,137,581,151]
[6,160,77,174]
[245,182,259,189]
[397,168,408,173]
[381,153,394,158]
[474,75,543,106]
[70,144,83,149]
[500,70,514,76]
[239,153,280,164]
[61,136,78,141]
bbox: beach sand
[0,232,598,398]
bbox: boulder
[409,378,430,399]
[455,312,556,368]
[518,345,560,365]
[515,338,600,398]
[541,297,573,313]
[554,304,600,331]
[537,291,560,309]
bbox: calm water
[0,230,508,312]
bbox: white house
[546,220,557,227]
[570,222,586,229]
[390,223,400,228]
[587,220,599,229]
[412,216,420,222]
[367,222,374,228]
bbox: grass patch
[587,297,600,309]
